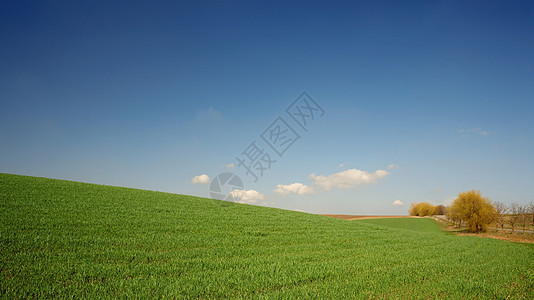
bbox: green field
[1,173,533,298]
[354,218,445,234]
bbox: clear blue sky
[1,1,533,214]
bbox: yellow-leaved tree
[448,190,496,233]
[408,202,435,216]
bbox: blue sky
[1,1,533,214]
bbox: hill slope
[1,173,533,298]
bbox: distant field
[354,217,445,234]
[1,173,533,298]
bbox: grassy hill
[1,173,533,298]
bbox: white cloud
[459,128,488,136]
[392,200,404,206]
[387,164,399,170]
[309,168,390,191]
[338,163,344,168]
[230,189,265,204]
[191,174,210,184]
[274,168,390,196]
[274,182,316,196]
[223,163,235,169]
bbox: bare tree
[434,205,447,215]
[528,202,534,233]
[508,202,521,233]
[493,201,508,230]
[518,204,528,232]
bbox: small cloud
[387,164,399,170]
[338,163,345,168]
[274,183,315,196]
[191,174,210,184]
[392,200,404,206]
[459,128,488,137]
[223,163,235,169]
[231,189,265,204]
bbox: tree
[419,202,435,216]
[493,201,508,230]
[409,202,435,216]
[529,202,534,232]
[518,204,529,232]
[434,205,446,215]
[508,202,521,233]
[409,203,419,216]
[446,204,462,228]
[449,190,496,233]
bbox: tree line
[409,190,534,233]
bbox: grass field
[354,218,445,234]
[1,173,533,298]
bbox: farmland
[1,173,533,298]
[354,217,445,234]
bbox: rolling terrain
[1,173,533,298]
